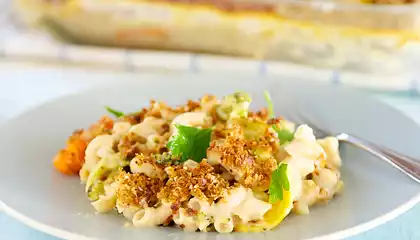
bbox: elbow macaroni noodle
[91,183,118,213]
[133,203,172,227]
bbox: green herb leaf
[269,163,290,203]
[167,125,212,163]
[263,90,275,118]
[105,106,125,118]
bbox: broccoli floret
[230,118,267,140]
[85,160,111,200]
[85,154,127,201]
[216,92,252,121]
[87,181,105,201]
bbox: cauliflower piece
[293,180,320,215]
[317,137,342,168]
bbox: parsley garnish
[105,106,125,118]
[167,124,212,163]
[269,163,290,203]
[263,91,295,145]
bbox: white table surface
[0,62,419,240]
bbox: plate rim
[2,194,420,240]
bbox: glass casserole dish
[14,0,420,74]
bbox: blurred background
[1,0,420,93]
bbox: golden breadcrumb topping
[248,108,269,121]
[117,132,147,160]
[132,154,166,172]
[116,171,164,209]
[208,124,277,191]
[158,161,230,204]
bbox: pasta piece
[130,161,160,178]
[197,186,271,230]
[284,139,326,162]
[112,122,132,140]
[120,206,142,221]
[183,160,199,169]
[187,198,212,231]
[129,155,165,179]
[188,198,210,212]
[232,189,272,223]
[173,208,199,232]
[83,135,114,173]
[293,180,320,215]
[207,187,247,220]
[171,112,211,131]
[282,156,315,179]
[146,134,160,150]
[293,124,316,141]
[206,150,222,165]
[285,125,325,159]
[214,218,234,233]
[132,203,172,227]
[235,190,293,232]
[313,168,339,194]
[317,137,342,168]
[91,184,117,213]
[129,117,166,139]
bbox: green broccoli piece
[230,118,268,140]
[216,92,252,121]
[85,160,112,200]
[87,181,105,201]
[85,156,127,201]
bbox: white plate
[0,74,419,240]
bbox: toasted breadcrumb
[248,108,269,121]
[208,124,277,191]
[121,109,147,125]
[116,172,164,209]
[118,132,147,160]
[158,161,229,204]
[131,154,166,177]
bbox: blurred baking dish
[13,0,420,73]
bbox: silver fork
[287,112,420,184]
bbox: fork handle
[340,133,420,184]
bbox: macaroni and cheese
[52,91,343,233]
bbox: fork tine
[282,108,329,138]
